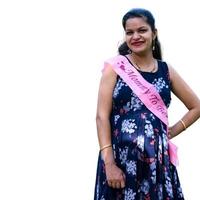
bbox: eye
[125,31,133,36]
[138,29,147,33]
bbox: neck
[131,52,154,67]
[127,52,157,73]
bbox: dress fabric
[94,58,184,200]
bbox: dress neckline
[123,55,160,74]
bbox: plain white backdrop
[0,0,200,199]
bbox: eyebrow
[125,26,148,31]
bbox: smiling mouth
[131,42,144,46]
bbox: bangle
[100,144,112,151]
[104,160,115,166]
[180,119,187,130]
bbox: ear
[152,29,157,40]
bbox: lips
[131,41,144,46]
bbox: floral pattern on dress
[119,146,129,165]
[113,78,127,98]
[123,93,143,112]
[94,59,184,200]
[165,176,173,198]
[137,135,145,152]
[140,179,150,195]
[144,120,154,138]
[121,119,137,136]
[114,115,120,125]
[157,184,163,200]
[124,188,136,200]
[150,162,156,184]
[152,77,169,93]
[126,160,137,176]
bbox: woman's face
[125,17,156,55]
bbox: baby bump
[111,111,166,152]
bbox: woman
[94,8,200,199]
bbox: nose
[132,32,140,40]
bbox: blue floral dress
[94,57,184,200]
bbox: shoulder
[163,62,187,87]
[101,56,120,83]
[163,62,177,82]
[102,54,124,76]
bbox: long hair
[118,8,162,60]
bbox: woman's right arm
[96,64,117,164]
[96,64,126,189]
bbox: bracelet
[104,160,115,166]
[180,119,187,130]
[100,144,112,151]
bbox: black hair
[118,8,162,60]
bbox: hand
[104,162,126,189]
[168,127,177,139]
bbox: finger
[111,182,116,188]
[115,182,121,189]
[120,179,125,188]
[120,173,126,188]
[107,180,112,187]
[107,180,115,188]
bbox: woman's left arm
[168,64,200,139]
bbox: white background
[0,0,200,199]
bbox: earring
[128,48,132,54]
[152,40,155,51]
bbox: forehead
[125,17,150,29]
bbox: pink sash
[104,55,178,166]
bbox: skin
[96,17,200,189]
[125,17,157,72]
